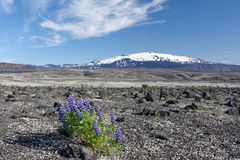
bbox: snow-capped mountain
[87,52,204,65]
[81,52,212,69]
[40,52,240,71]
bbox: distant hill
[0,63,36,71]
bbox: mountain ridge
[79,52,240,71]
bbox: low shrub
[58,96,122,156]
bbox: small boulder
[145,92,154,102]
[194,95,202,103]
[226,100,235,107]
[58,144,95,159]
[53,102,62,108]
[116,116,125,122]
[225,108,239,116]
[151,131,169,140]
[236,140,240,145]
[158,110,170,118]
[142,108,156,116]
[202,92,211,100]
[166,99,177,105]
[5,94,16,102]
[137,98,145,104]
[63,92,71,98]
[132,108,143,115]
[184,103,198,110]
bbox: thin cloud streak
[40,0,167,40]
[30,33,66,48]
[0,0,14,13]
[23,0,53,32]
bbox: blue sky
[0,0,240,65]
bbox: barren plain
[0,68,239,160]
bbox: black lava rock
[58,144,94,159]
[116,116,125,122]
[158,110,170,118]
[166,99,177,105]
[53,102,62,108]
[142,108,156,116]
[225,108,240,116]
[151,131,169,140]
[145,92,154,102]
[184,103,198,110]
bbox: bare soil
[0,69,239,159]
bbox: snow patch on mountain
[87,52,203,66]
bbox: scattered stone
[202,92,211,100]
[63,92,71,98]
[194,95,202,103]
[226,98,240,107]
[58,143,95,160]
[158,110,170,118]
[236,140,240,145]
[5,94,16,102]
[145,92,154,102]
[53,102,62,108]
[184,103,198,110]
[166,99,177,105]
[137,98,144,104]
[43,110,57,117]
[132,108,143,115]
[132,107,156,116]
[7,94,15,99]
[142,108,156,116]
[226,100,235,107]
[170,109,180,113]
[10,114,17,119]
[116,116,125,122]
[151,131,169,140]
[183,90,191,98]
[225,108,240,116]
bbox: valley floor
[0,68,240,88]
[0,69,239,159]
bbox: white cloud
[24,0,52,13]
[30,33,66,48]
[0,0,14,13]
[23,0,53,31]
[40,0,167,39]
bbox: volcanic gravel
[0,85,239,160]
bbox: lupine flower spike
[115,127,122,144]
[93,119,101,136]
[110,110,116,124]
[96,105,103,120]
[68,95,78,112]
[58,106,66,123]
[78,99,87,112]
[85,99,93,112]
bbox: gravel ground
[0,85,239,160]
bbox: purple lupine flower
[76,109,82,120]
[93,119,101,136]
[96,105,103,120]
[78,99,87,112]
[115,127,122,144]
[85,99,93,112]
[65,102,71,112]
[110,111,116,124]
[67,95,78,112]
[59,106,66,123]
